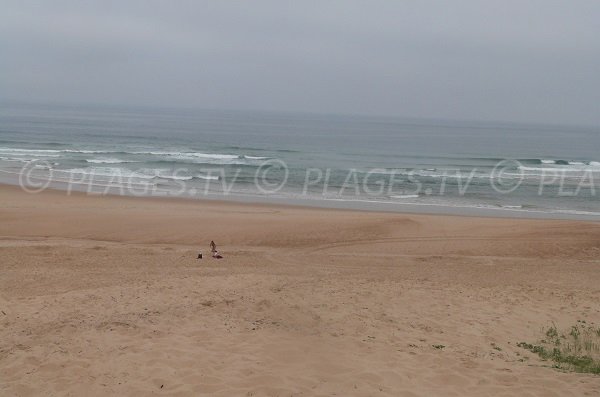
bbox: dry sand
[1,184,600,396]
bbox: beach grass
[518,321,600,374]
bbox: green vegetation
[517,322,600,375]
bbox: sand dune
[1,185,600,396]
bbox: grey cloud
[1,0,599,125]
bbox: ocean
[1,102,599,219]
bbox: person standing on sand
[210,240,219,258]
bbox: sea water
[1,102,599,219]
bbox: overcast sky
[1,1,599,125]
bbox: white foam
[61,167,156,179]
[125,151,268,166]
[0,147,61,153]
[0,152,61,158]
[360,168,490,179]
[153,173,220,181]
[86,158,135,164]
[137,151,238,159]
[390,194,420,199]
[196,174,220,181]
[63,149,112,154]
[0,147,272,166]
[154,174,193,181]
[519,165,600,173]
[241,155,270,160]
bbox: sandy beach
[1,184,600,396]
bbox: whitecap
[86,158,139,164]
[60,167,156,179]
[196,174,220,181]
[153,175,194,181]
[390,194,420,199]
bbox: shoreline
[1,181,599,250]
[2,176,600,222]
